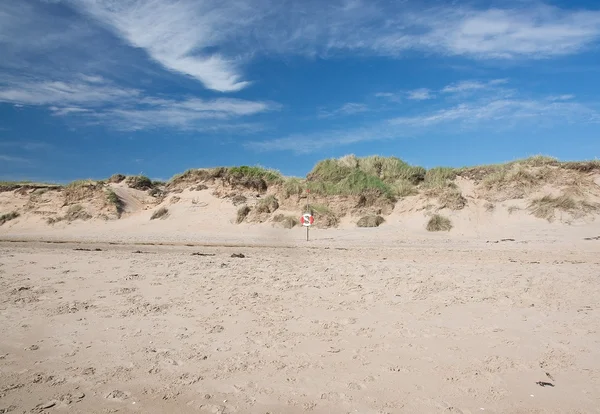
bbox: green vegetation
[423,167,458,189]
[106,189,124,216]
[0,211,20,225]
[426,214,453,232]
[150,207,169,220]
[302,155,426,200]
[227,166,283,183]
[356,215,385,227]
[126,175,153,190]
[108,174,126,183]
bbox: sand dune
[2,158,600,412]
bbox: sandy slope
[1,239,600,414]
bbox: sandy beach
[2,235,600,414]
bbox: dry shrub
[231,195,247,206]
[63,180,103,205]
[0,211,19,225]
[481,165,556,201]
[225,175,268,193]
[191,184,208,191]
[438,189,467,210]
[484,202,495,212]
[273,214,297,229]
[126,175,153,190]
[508,205,520,214]
[256,195,279,214]
[426,214,452,232]
[108,174,126,183]
[561,160,600,173]
[150,207,169,220]
[307,204,339,228]
[65,204,92,221]
[236,205,251,224]
[356,215,385,227]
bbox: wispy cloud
[442,79,508,94]
[407,88,434,101]
[318,102,369,118]
[101,97,279,131]
[0,75,138,106]
[0,75,278,131]
[248,92,600,153]
[0,154,31,164]
[68,0,253,92]
[5,1,597,94]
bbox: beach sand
[2,235,599,413]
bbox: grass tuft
[423,167,458,189]
[437,188,467,210]
[150,207,169,220]
[426,214,453,232]
[273,214,298,229]
[526,194,599,221]
[64,204,92,221]
[108,174,126,183]
[126,175,154,190]
[0,211,20,225]
[356,215,385,227]
[256,195,279,214]
[106,189,124,216]
[236,205,251,224]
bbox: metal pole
[306,188,310,242]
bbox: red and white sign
[300,213,314,227]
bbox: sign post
[301,188,313,241]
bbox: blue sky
[1,0,600,182]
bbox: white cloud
[3,1,600,95]
[68,0,252,92]
[0,74,277,131]
[102,97,278,131]
[0,154,30,163]
[442,79,507,93]
[0,76,139,106]
[248,94,600,153]
[407,88,434,101]
[318,102,369,118]
[394,97,600,126]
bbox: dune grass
[426,214,453,232]
[0,211,20,225]
[303,155,426,200]
[126,175,154,190]
[236,205,251,224]
[150,207,169,220]
[106,189,124,216]
[255,195,279,214]
[273,214,298,229]
[356,215,385,227]
[527,194,598,221]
